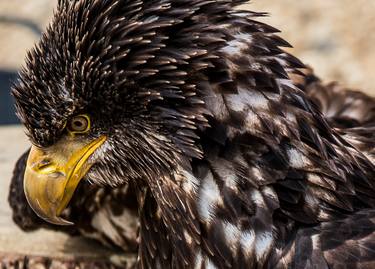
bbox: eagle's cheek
[23,135,106,225]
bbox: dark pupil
[72,118,86,131]
[74,120,83,128]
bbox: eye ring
[67,114,91,134]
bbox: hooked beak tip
[23,136,107,226]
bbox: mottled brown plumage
[11,75,375,268]
[295,70,375,161]
[11,0,375,268]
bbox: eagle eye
[67,114,91,134]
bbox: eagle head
[12,0,241,225]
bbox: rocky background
[0,0,374,124]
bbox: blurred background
[0,0,374,125]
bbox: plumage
[293,69,375,161]
[10,0,375,268]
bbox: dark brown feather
[11,1,375,268]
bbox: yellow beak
[24,135,106,225]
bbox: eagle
[11,0,375,268]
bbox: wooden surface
[0,125,135,268]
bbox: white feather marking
[221,39,245,56]
[211,161,238,190]
[244,110,261,129]
[262,186,278,201]
[287,148,310,168]
[304,191,318,207]
[278,79,300,91]
[251,189,265,207]
[251,167,263,180]
[184,229,193,245]
[198,171,222,223]
[195,252,218,269]
[235,33,252,41]
[318,210,330,220]
[233,11,251,18]
[91,207,125,245]
[223,222,241,247]
[221,33,252,56]
[285,111,296,122]
[312,234,320,250]
[194,251,203,269]
[182,170,199,194]
[364,152,375,164]
[240,229,256,255]
[226,87,270,111]
[206,259,217,269]
[255,231,274,260]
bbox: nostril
[38,159,51,168]
[36,159,56,173]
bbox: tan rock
[247,0,375,95]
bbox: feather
[11,0,375,268]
